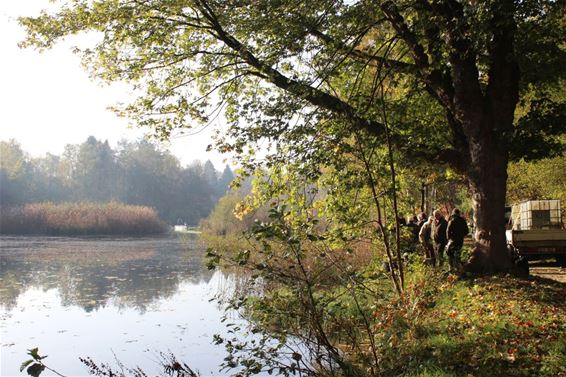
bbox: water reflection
[0,235,237,377]
[0,235,214,312]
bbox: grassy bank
[0,202,167,235]
[234,259,565,377]
[378,272,565,377]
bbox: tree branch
[410,146,467,174]
[486,0,520,132]
[425,0,484,122]
[379,1,456,114]
[308,28,416,73]
[195,0,385,136]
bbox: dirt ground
[529,260,566,283]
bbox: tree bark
[465,128,514,273]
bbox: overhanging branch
[195,0,385,136]
[379,1,456,114]
[308,28,416,73]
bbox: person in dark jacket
[446,208,469,272]
[432,210,448,265]
[407,215,420,243]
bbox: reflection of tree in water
[0,236,214,312]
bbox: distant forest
[0,137,234,225]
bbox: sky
[0,1,229,168]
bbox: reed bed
[0,202,167,235]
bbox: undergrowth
[212,244,565,377]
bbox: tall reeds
[0,202,167,235]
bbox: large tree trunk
[465,129,515,273]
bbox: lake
[0,235,243,376]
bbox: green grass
[381,272,566,377]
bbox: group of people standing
[406,208,469,272]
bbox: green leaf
[26,363,45,377]
[28,348,40,360]
[20,359,33,372]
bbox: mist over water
[0,235,239,376]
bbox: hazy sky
[0,1,228,168]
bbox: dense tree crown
[18,0,565,271]
[0,138,234,225]
[18,1,563,153]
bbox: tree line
[0,137,234,225]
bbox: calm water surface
[0,235,242,376]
